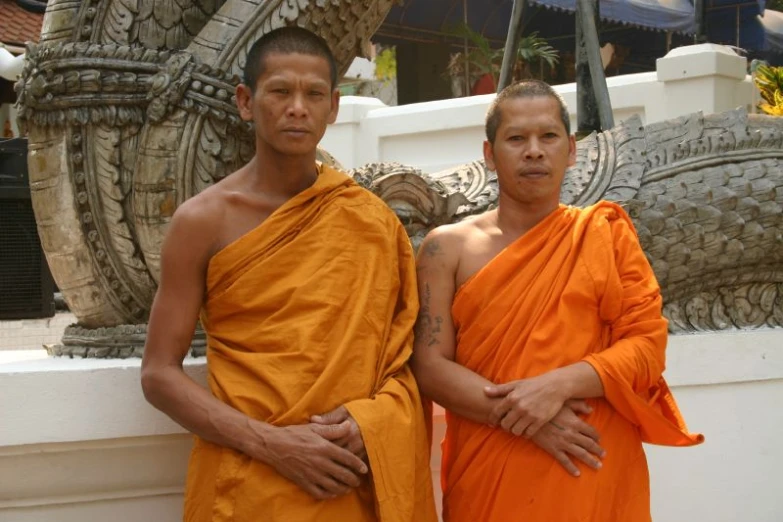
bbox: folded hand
[484,373,568,438]
[266,421,368,501]
[531,399,606,477]
[312,405,368,463]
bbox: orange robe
[442,202,703,522]
[184,165,437,522]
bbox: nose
[286,92,308,118]
[525,137,544,160]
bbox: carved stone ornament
[15,2,783,357]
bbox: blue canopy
[377,0,778,53]
[530,0,695,33]
[378,0,699,44]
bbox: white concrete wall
[322,44,754,173]
[1,330,782,521]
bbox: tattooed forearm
[428,317,443,347]
[414,282,432,339]
[415,282,443,348]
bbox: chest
[455,234,518,289]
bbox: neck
[495,192,560,237]
[248,142,319,198]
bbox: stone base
[47,324,206,358]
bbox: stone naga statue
[14,1,783,357]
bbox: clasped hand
[266,405,368,501]
[484,374,568,437]
[485,376,605,476]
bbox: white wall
[1,330,782,521]
[322,44,753,173]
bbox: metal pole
[498,0,528,91]
[694,0,706,43]
[463,0,470,96]
[736,6,740,48]
[577,0,614,131]
[576,2,597,134]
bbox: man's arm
[410,227,500,424]
[140,199,367,500]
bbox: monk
[411,80,703,521]
[140,27,437,522]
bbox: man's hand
[484,373,568,438]
[531,400,606,477]
[311,406,368,463]
[263,421,369,501]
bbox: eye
[508,135,523,141]
[273,88,289,94]
[543,132,558,138]
[309,91,325,97]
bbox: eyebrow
[265,75,329,87]
[503,125,561,134]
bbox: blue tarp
[531,0,694,33]
[379,0,699,41]
[378,0,780,52]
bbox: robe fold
[442,201,703,522]
[184,165,437,522]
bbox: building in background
[0,0,44,137]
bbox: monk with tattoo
[411,80,702,522]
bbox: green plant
[766,0,783,11]
[444,22,559,93]
[754,64,783,116]
[374,47,397,83]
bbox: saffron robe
[184,165,437,522]
[442,202,703,522]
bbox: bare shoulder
[418,212,492,263]
[162,181,229,262]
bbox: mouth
[282,128,311,137]
[519,170,549,178]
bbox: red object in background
[471,73,496,95]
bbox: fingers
[567,444,603,471]
[490,398,515,426]
[521,419,546,439]
[484,383,512,398]
[573,433,606,459]
[552,451,581,477]
[311,405,349,425]
[577,419,601,442]
[509,417,530,437]
[565,399,593,415]
[303,483,335,501]
[323,460,363,488]
[500,408,522,432]
[328,442,369,475]
[311,420,352,441]
[312,475,352,499]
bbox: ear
[567,134,577,167]
[235,83,254,122]
[483,140,497,172]
[327,88,340,125]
